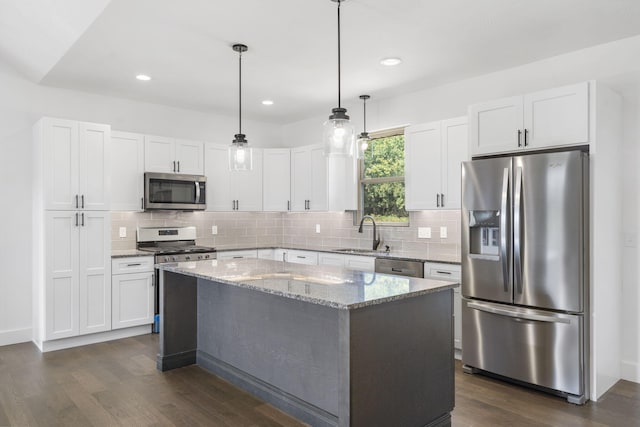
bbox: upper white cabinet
[111,131,144,211]
[328,156,358,211]
[145,135,204,174]
[204,143,263,212]
[291,145,328,212]
[263,149,291,211]
[36,117,111,211]
[469,82,589,156]
[405,116,468,210]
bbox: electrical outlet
[418,227,431,239]
[119,227,127,238]
[315,224,321,233]
[211,225,218,235]
[440,226,448,239]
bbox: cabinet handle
[81,212,85,226]
[436,194,440,207]
[287,200,290,211]
[173,161,176,172]
[75,194,79,209]
[141,197,144,210]
[435,270,452,275]
[177,161,180,172]
[127,263,142,267]
[236,200,239,210]
[232,256,243,259]
[524,128,528,147]
[296,256,306,259]
[81,194,84,209]
[75,212,79,227]
[441,193,445,207]
[517,129,522,147]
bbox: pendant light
[229,43,253,171]
[356,94,370,159]
[322,0,355,157]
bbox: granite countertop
[111,249,151,258]
[158,258,458,310]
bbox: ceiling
[4,0,640,124]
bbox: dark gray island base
[158,259,456,427]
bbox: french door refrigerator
[461,150,589,404]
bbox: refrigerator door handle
[500,167,510,292]
[467,301,571,324]
[514,166,523,294]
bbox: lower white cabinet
[318,253,345,267]
[344,255,375,272]
[257,248,275,260]
[424,262,462,351]
[43,211,111,341]
[286,250,318,265]
[217,249,258,260]
[111,256,155,330]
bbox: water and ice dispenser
[468,210,500,257]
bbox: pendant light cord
[363,97,367,132]
[238,49,242,135]
[337,0,341,109]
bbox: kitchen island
[157,258,457,427]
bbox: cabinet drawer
[344,255,375,272]
[424,262,461,281]
[218,250,258,260]
[112,256,154,274]
[287,250,318,265]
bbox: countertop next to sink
[158,258,458,310]
[111,249,151,258]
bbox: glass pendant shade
[356,133,370,159]
[323,108,355,157]
[229,137,253,171]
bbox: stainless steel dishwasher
[375,258,424,278]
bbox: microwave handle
[195,182,201,203]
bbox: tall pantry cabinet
[32,118,112,350]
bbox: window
[358,130,408,225]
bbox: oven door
[144,172,206,210]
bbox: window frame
[356,127,409,227]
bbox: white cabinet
[36,117,111,211]
[257,249,275,260]
[217,249,258,260]
[111,256,154,330]
[111,131,144,211]
[318,252,345,267]
[204,143,263,212]
[328,156,358,211]
[286,250,318,265]
[424,262,461,352]
[344,255,375,272]
[44,211,111,340]
[469,82,589,156]
[145,135,204,174]
[291,145,328,211]
[263,149,291,211]
[405,116,467,210]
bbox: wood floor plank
[1,335,639,426]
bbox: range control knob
[204,254,210,259]
[185,256,191,260]
[164,256,170,262]
[172,256,177,261]
[197,255,203,260]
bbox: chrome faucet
[358,215,381,250]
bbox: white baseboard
[0,327,32,347]
[621,360,640,384]
[36,325,152,353]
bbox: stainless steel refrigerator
[461,150,589,404]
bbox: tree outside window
[359,132,408,224]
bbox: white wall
[282,35,640,386]
[0,60,282,346]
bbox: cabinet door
[441,117,468,209]
[308,145,328,211]
[344,255,375,272]
[454,288,462,351]
[287,250,318,265]
[468,95,523,156]
[290,148,310,211]
[111,131,144,211]
[405,122,442,210]
[235,148,263,211]
[45,211,79,340]
[78,122,110,210]
[112,272,154,329]
[217,250,258,260]
[175,139,204,174]
[257,249,275,260]
[318,253,345,267]
[204,143,233,211]
[43,118,79,210]
[144,135,175,173]
[523,82,589,150]
[78,211,111,335]
[263,149,291,211]
[328,155,357,211]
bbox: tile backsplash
[111,210,461,262]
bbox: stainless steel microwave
[144,172,206,211]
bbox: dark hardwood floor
[0,334,638,426]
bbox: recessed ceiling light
[136,74,151,81]
[262,100,274,106]
[380,57,402,66]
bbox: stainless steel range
[137,226,216,323]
